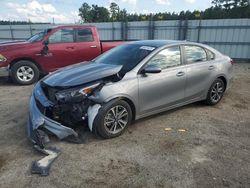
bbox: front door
[41,28,76,72]
[138,46,186,115]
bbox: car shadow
[0,76,12,85]
[0,76,35,87]
[133,101,206,125]
[78,101,211,144]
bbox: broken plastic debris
[87,104,101,131]
[31,147,61,176]
[178,129,187,132]
[164,128,172,131]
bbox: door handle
[66,46,75,49]
[176,71,185,77]
[90,45,97,48]
[208,65,215,70]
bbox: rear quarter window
[206,49,215,60]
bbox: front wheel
[11,60,40,85]
[93,100,132,139]
[205,78,225,105]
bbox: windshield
[27,28,51,42]
[94,44,156,73]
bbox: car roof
[48,25,95,30]
[130,40,185,47]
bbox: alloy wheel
[104,105,129,134]
[210,82,224,103]
[16,66,34,82]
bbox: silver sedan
[28,40,233,146]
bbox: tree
[118,9,128,21]
[79,3,110,22]
[78,0,250,23]
[110,2,119,21]
[90,5,110,22]
[212,0,222,7]
[212,0,249,9]
[79,3,92,22]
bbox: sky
[0,0,213,23]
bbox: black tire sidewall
[11,60,40,85]
[93,100,132,139]
[206,78,225,105]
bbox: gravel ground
[0,63,249,188]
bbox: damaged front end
[28,63,123,148]
[27,79,106,176]
[28,81,104,148]
[27,63,123,175]
[28,81,104,176]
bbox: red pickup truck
[0,25,125,85]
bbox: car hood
[0,40,30,51]
[43,62,123,88]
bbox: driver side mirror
[141,64,162,74]
[41,40,49,55]
[43,39,49,45]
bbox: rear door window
[75,28,94,42]
[49,28,74,43]
[184,45,207,64]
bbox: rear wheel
[11,60,40,85]
[205,78,225,105]
[93,100,132,139]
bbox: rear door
[73,27,101,63]
[183,45,216,100]
[138,45,187,114]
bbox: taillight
[230,59,235,65]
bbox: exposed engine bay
[42,73,121,127]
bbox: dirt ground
[0,63,249,188]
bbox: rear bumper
[0,66,9,77]
[28,83,78,146]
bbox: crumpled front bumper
[27,83,78,147]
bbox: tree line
[79,0,250,22]
[0,0,249,24]
[0,20,50,25]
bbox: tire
[205,78,225,105]
[11,60,40,85]
[93,100,132,139]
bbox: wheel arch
[217,75,227,89]
[9,57,44,74]
[104,95,137,121]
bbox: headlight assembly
[55,83,101,103]
[0,54,7,62]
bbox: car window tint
[95,44,155,74]
[49,28,74,43]
[76,28,94,42]
[206,49,215,60]
[147,46,181,69]
[185,45,207,63]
